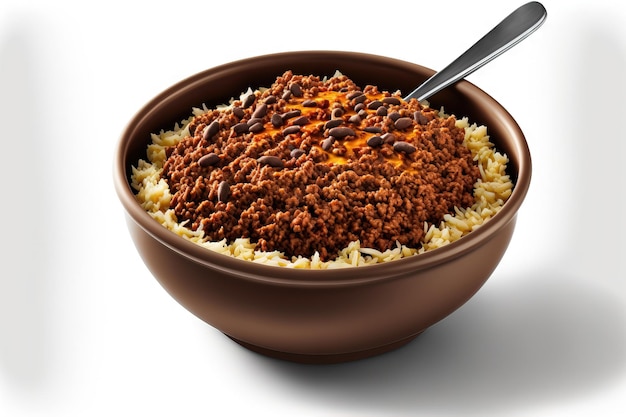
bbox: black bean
[247,117,263,127]
[346,91,363,100]
[388,111,401,122]
[257,155,284,168]
[382,96,401,105]
[290,148,305,159]
[302,99,317,107]
[233,107,245,118]
[414,110,429,125]
[271,113,283,127]
[324,119,343,130]
[381,132,396,143]
[217,181,230,203]
[366,136,384,147]
[252,103,267,119]
[367,100,383,110]
[328,127,356,138]
[281,109,301,121]
[203,120,220,141]
[348,114,361,124]
[292,116,310,126]
[242,94,256,109]
[198,152,220,167]
[351,94,367,104]
[394,117,413,130]
[376,106,388,116]
[232,122,249,135]
[331,108,344,119]
[289,83,303,97]
[363,126,382,133]
[393,141,416,154]
[282,125,301,135]
[249,122,264,133]
[321,137,335,151]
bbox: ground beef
[161,71,480,261]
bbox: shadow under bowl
[113,51,531,364]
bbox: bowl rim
[113,50,531,288]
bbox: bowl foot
[226,332,422,364]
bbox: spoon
[403,2,547,102]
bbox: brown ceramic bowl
[113,51,531,364]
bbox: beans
[271,113,283,127]
[291,116,310,126]
[393,141,417,154]
[348,114,361,124]
[252,103,267,119]
[328,127,356,138]
[381,132,396,143]
[321,137,335,151]
[382,96,401,105]
[190,76,426,191]
[394,117,413,130]
[364,126,382,133]
[249,122,264,133]
[233,107,245,118]
[282,125,301,135]
[324,119,343,130]
[281,109,301,121]
[367,100,383,110]
[198,152,220,167]
[247,117,263,126]
[242,94,256,109]
[414,110,429,125]
[331,108,344,119]
[290,148,305,159]
[351,93,367,104]
[217,181,230,203]
[388,111,401,122]
[257,155,284,168]
[232,122,249,135]
[289,83,303,97]
[203,120,220,141]
[367,136,384,147]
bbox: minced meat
[161,71,480,260]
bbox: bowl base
[226,332,422,364]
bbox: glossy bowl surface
[113,51,531,363]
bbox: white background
[1,0,625,416]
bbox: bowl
[113,51,531,364]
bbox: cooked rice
[131,89,513,269]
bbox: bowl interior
[115,51,531,283]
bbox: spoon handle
[403,2,547,102]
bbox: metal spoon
[403,2,547,102]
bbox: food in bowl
[131,70,513,268]
[115,51,532,363]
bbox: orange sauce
[258,89,418,170]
